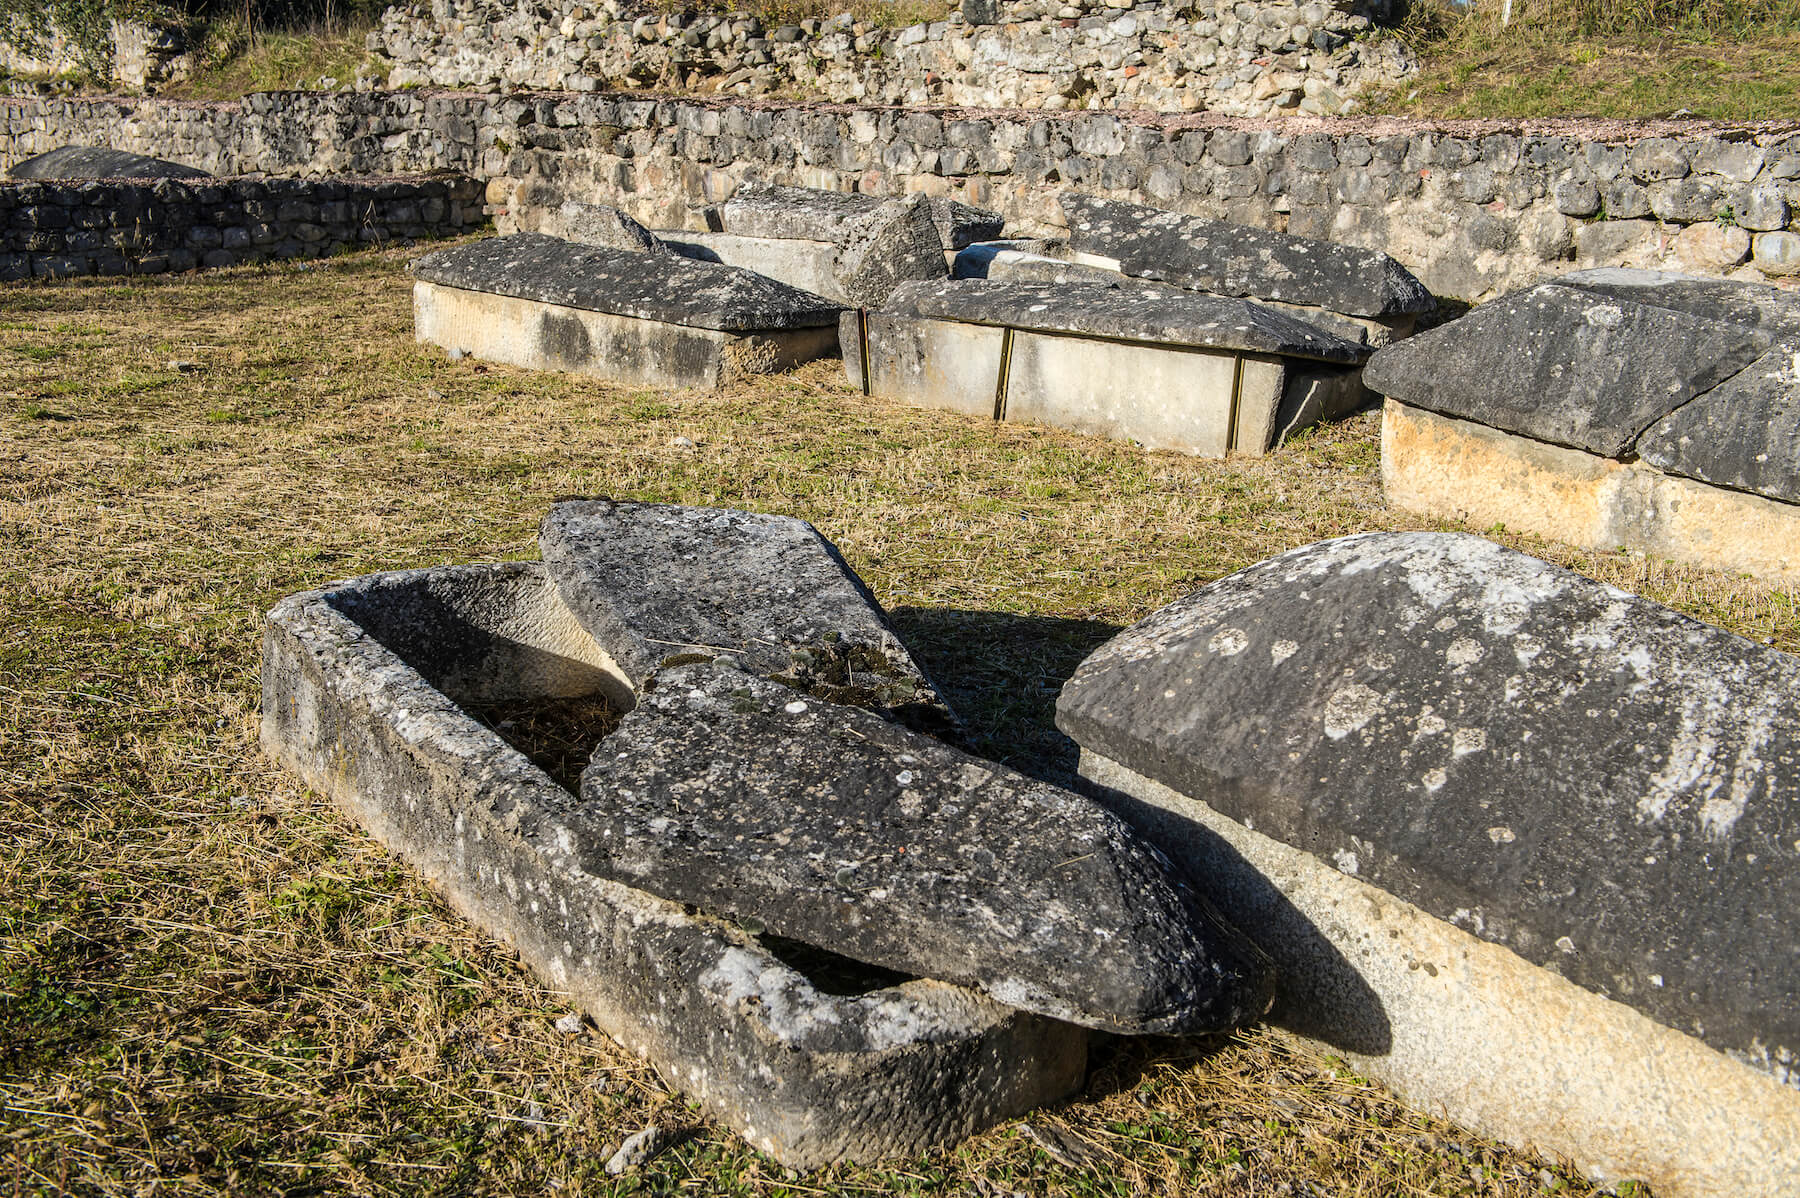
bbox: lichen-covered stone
[1362,282,1771,456]
[1636,345,1800,504]
[575,661,1275,1036]
[8,146,209,180]
[537,499,948,729]
[883,278,1366,363]
[545,200,665,253]
[832,194,949,307]
[1061,193,1435,318]
[1557,267,1800,340]
[723,181,1003,251]
[1056,531,1800,1085]
[409,233,842,331]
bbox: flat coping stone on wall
[884,279,1367,364]
[1055,531,1799,1086]
[1060,193,1435,320]
[573,661,1275,1036]
[261,561,1088,1168]
[722,181,1004,252]
[410,233,843,331]
[537,499,949,731]
[7,146,211,180]
[1363,282,1773,457]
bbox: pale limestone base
[846,311,1367,457]
[1079,751,1800,1198]
[414,280,839,389]
[1382,401,1800,584]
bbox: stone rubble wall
[0,17,193,92]
[1,90,1797,298]
[0,172,484,279]
[371,0,1415,119]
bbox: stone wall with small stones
[2,90,1797,298]
[370,0,1416,119]
[0,172,485,279]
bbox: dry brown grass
[3,243,1790,1196]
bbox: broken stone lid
[722,181,1004,251]
[538,499,950,730]
[1636,344,1800,504]
[549,200,666,254]
[1362,282,1772,457]
[1060,193,1434,319]
[409,234,843,331]
[1557,267,1800,341]
[573,661,1276,1036]
[1056,531,1800,1082]
[883,279,1367,364]
[7,146,212,180]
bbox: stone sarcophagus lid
[261,500,1273,1168]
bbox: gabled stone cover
[538,499,951,730]
[722,181,1004,252]
[1364,282,1772,457]
[1057,531,1798,1080]
[1557,267,1800,339]
[1636,345,1800,504]
[887,279,1366,363]
[411,233,841,331]
[1061,193,1434,319]
[8,146,210,180]
[575,662,1274,1036]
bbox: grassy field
[3,243,1794,1196]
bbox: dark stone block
[1056,531,1800,1085]
[1362,282,1770,456]
[8,147,210,181]
[1637,345,1800,503]
[1557,267,1800,340]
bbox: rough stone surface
[831,194,950,307]
[544,200,664,253]
[1056,531,1800,1085]
[1557,267,1800,339]
[410,233,842,331]
[1754,230,1800,277]
[1636,345,1800,504]
[537,499,948,730]
[1061,193,1435,318]
[1362,282,1771,456]
[723,181,1002,251]
[7,145,208,179]
[885,278,1367,363]
[575,662,1275,1035]
[262,561,1088,1168]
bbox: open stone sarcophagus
[261,501,1274,1167]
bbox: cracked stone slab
[574,661,1275,1036]
[1558,267,1800,341]
[1060,193,1434,319]
[1363,282,1772,457]
[8,146,211,180]
[832,195,950,308]
[262,562,1087,1167]
[723,181,1003,251]
[543,200,666,254]
[538,500,949,730]
[1056,531,1799,1083]
[1636,344,1800,504]
[410,233,843,332]
[885,279,1367,364]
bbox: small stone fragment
[605,1125,673,1174]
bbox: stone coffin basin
[261,560,1087,1167]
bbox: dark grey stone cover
[538,500,948,728]
[8,147,210,180]
[410,234,843,331]
[1362,283,1772,456]
[1056,531,1800,1085]
[1060,193,1434,318]
[1636,345,1800,504]
[723,181,1004,251]
[553,201,664,254]
[832,195,949,308]
[1558,267,1800,340]
[885,279,1367,364]
[576,662,1276,1036]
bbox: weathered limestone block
[721,181,1003,251]
[1059,193,1435,327]
[8,146,209,180]
[410,233,842,388]
[1056,531,1800,1198]
[848,279,1368,457]
[262,562,1087,1168]
[1556,266,1800,339]
[575,661,1274,1035]
[541,199,665,253]
[1636,346,1800,504]
[832,194,948,307]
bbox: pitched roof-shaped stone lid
[1060,193,1435,319]
[409,234,844,332]
[1558,268,1800,341]
[1363,282,1772,457]
[1055,531,1800,1080]
[573,661,1276,1036]
[8,147,211,181]
[883,279,1368,364]
[538,499,949,729]
[1636,343,1800,503]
